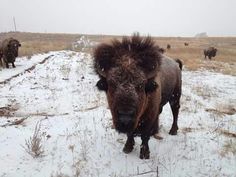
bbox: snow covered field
[0,51,235,177]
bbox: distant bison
[0,38,21,68]
[167,44,171,49]
[0,47,3,67]
[184,42,189,46]
[94,34,182,159]
[204,47,217,60]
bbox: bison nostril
[117,109,135,125]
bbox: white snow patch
[0,51,235,177]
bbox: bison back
[158,56,182,106]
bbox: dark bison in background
[204,47,217,60]
[94,34,182,159]
[184,42,189,46]
[167,44,171,49]
[0,38,21,68]
[0,47,3,67]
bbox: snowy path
[0,51,235,177]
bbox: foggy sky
[1,0,236,37]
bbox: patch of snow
[72,36,98,51]
[0,51,235,177]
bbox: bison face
[94,34,161,133]
[106,67,146,133]
[8,40,21,57]
[212,48,217,57]
[97,64,158,133]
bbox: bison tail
[174,58,183,70]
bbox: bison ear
[145,80,158,93]
[94,44,115,77]
[18,43,21,47]
[96,77,108,92]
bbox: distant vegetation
[0,32,235,75]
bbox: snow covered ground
[0,51,235,177]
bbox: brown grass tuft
[22,121,45,158]
[220,139,236,156]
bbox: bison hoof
[169,128,178,135]
[123,143,134,154]
[139,145,150,159]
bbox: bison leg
[169,93,181,135]
[140,134,150,159]
[123,133,135,154]
[12,62,16,68]
[5,62,9,68]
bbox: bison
[184,42,189,46]
[0,47,3,67]
[204,47,217,60]
[0,38,21,68]
[167,44,171,49]
[94,34,182,159]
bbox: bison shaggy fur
[167,44,171,49]
[0,38,21,68]
[204,47,217,60]
[94,34,182,159]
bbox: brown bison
[0,38,21,68]
[184,42,189,46]
[167,44,171,49]
[204,47,217,60]
[94,34,182,159]
[0,47,3,67]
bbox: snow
[0,51,235,177]
[72,36,98,51]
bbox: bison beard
[94,34,182,159]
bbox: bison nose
[117,109,135,125]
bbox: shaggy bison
[204,47,217,60]
[0,48,3,67]
[0,38,21,68]
[184,42,189,46]
[94,34,182,159]
[167,44,171,49]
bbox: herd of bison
[0,35,218,159]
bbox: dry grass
[0,104,19,117]
[1,32,236,75]
[22,121,45,158]
[220,139,236,156]
[206,103,236,116]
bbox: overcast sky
[0,0,236,37]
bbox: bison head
[8,39,21,57]
[94,34,161,133]
[212,48,217,57]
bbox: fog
[0,0,236,36]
